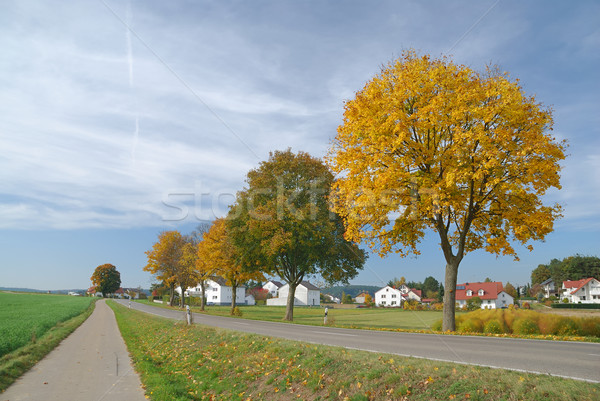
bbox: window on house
[581,296,586,300]
[382,294,386,298]
[466,290,472,296]
[212,296,217,299]
[381,301,386,305]
[478,289,484,296]
[391,294,396,298]
[391,301,396,305]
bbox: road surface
[2,300,146,401]
[115,299,600,383]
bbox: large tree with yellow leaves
[327,51,566,331]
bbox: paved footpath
[2,300,146,401]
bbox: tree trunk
[284,284,297,321]
[442,260,460,331]
[180,284,186,308]
[200,281,206,311]
[169,283,175,306]
[230,283,237,315]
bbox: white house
[540,278,558,298]
[322,293,341,304]
[374,286,403,307]
[355,292,370,304]
[375,284,422,307]
[561,278,600,303]
[176,278,247,306]
[267,281,320,306]
[455,281,514,309]
[245,294,256,306]
[262,280,283,298]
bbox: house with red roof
[561,278,600,304]
[455,281,514,309]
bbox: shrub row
[432,309,600,337]
[550,303,600,309]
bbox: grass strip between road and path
[135,300,442,332]
[0,297,97,391]
[134,300,600,342]
[109,301,599,401]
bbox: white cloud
[0,0,598,236]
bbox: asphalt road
[114,300,600,383]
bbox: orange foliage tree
[327,51,566,331]
[200,218,264,315]
[91,263,121,297]
[144,231,186,307]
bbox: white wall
[494,291,514,309]
[266,283,320,306]
[375,286,402,307]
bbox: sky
[1,0,599,291]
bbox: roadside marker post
[186,305,192,325]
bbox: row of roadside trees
[146,50,565,330]
[144,150,367,320]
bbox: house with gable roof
[375,284,423,307]
[561,278,600,303]
[266,281,320,306]
[176,278,247,306]
[262,280,284,298]
[375,285,402,307]
[455,281,514,309]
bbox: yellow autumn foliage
[327,50,566,261]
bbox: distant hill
[0,287,150,295]
[0,287,46,293]
[322,285,381,299]
[1,287,85,295]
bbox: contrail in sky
[126,1,139,162]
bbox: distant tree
[529,283,543,298]
[91,263,121,298]
[466,296,482,311]
[560,255,600,281]
[422,276,440,295]
[202,218,264,315]
[144,231,185,306]
[484,277,493,283]
[227,149,366,321]
[406,280,422,290]
[364,293,373,306]
[342,293,353,304]
[328,51,566,331]
[388,277,406,288]
[504,282,517,298]
[530,263,551,285]
[177,240,200,308]
[533,255,600,286]
[150,282,167,297]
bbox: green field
[0,292,93,357]
[139,301,443,331]
[110,302,600,401]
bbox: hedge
[550,303,600,309]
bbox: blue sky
[1,0,598,290]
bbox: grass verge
[136,300,442,331]
[110,301,599,401]
[0,298,97,391]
